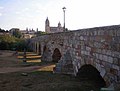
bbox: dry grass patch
[37,64,55,72]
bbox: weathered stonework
[29,25,120,88]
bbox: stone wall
[29,25,120,87]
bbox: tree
[35,31,47,36]
[0,35,27,51]
[0,35,17,50]
[12,29,22,38]
[0,28,5,32]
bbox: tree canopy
[0,35,27,51]
[0,28,6,32]
[35,31,47,37]
[12,29,22,38]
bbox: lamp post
[62,7,66,32]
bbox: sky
[0,0,120,31]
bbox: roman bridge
[29,25,120,87]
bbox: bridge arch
[52,48,61,62]
[43,45,47,53]
[38,43,41,55]
[41,45,53,61]
[77,64,106,88]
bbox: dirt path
[0,64,52,73]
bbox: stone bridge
[29,25,120,87]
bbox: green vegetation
[0,28,6,32]
[0,27,48,51]
[0,35,17,50]
[12,29,22,38]
[35,31,47,37]
[0,35,27,51]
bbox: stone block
[97,48,102,53]
[86,46,91,51]
[80,59,85,65]
[95,59,100,63]
[98,31,101,35]
[80,41,84,46]
[81,50,84,54]
[95,53,99,59]
[77,45,81,49]
[113,58,119,65]
[112,65,119,70]
[94,42,100,48]
[112,52,120,58]
[99,54,103,60]
[101,61,106,67]
[80,36,84,40]
[101,39,105,42]
[94,31,97,35]
[100,67,106,77]
[106,50,112,56]
[105,62,112,69]
[103,55,108,62]
[117,30,120,36]
[110,68,118,75]
[93,53,95,56]
[102,49,106,54]
[108,56,113,63]
[118,71,120,77]
[96,63,101,72]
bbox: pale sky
[0,0,120,31]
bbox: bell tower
[45,17,50,33]
[58,22,61,28]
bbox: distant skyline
[1,0,120,31]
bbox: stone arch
[35,42,37,52]
[77,64,106,88]
[38,43,41,55]
[41,45,47,61]
[43,45,46,53]
[52,48,61,62]
[42,45,52,61]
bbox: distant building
[45,17,64,33]
[0,32,10,36]
[22,34,35,39]
[9,28,20,36]
[20,29,36,39]
[9,28,36,39]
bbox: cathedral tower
[45,17,50,33]
[58,22,61,28]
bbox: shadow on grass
[27,71,100,91]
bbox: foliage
[0,35,17,50]
[0,28,6,32]
[14,39,27,51]
[65,28,68,31]
[0,35,27,51]
[12,29,22,38]
[0,35,16,43]
[35,31,47,36]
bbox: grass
[0,70,99,91]
[0,51,100,91]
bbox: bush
[0,35,28,51]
